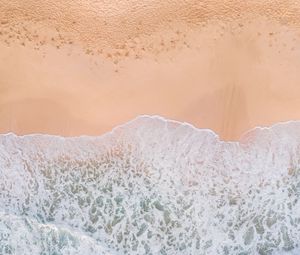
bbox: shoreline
[1,115,300,145]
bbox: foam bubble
[0,116,300,254]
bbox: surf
[0,115,300,254]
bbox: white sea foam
[0,115,300,254]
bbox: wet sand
[1,0,300,140]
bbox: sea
[0,115,300,255]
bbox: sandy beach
[1,0,300,140]
[2,2,300,254]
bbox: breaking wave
[1,115,300,255]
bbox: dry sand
[1,0,300,140]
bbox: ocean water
[0,115,300,255]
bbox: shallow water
[0,115,300,254]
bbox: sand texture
[1,0,300,140]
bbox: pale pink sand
[1,1,300,140]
